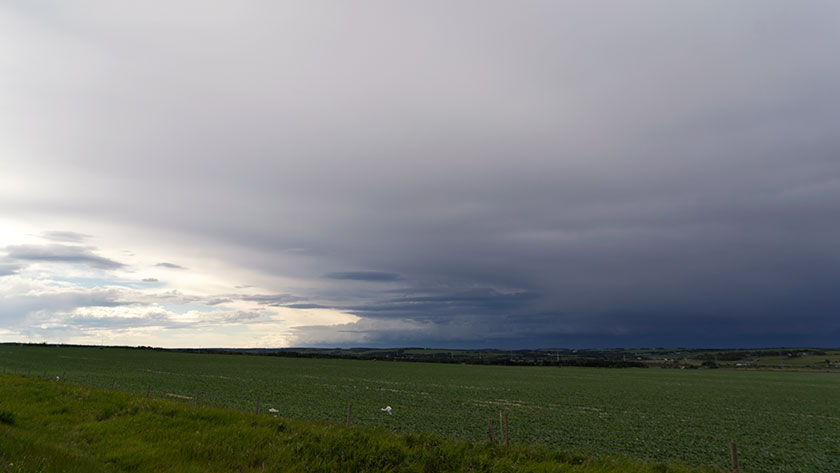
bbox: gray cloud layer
[0,263,22,276]
[324,271,401,282]
[40,231,92,243]
[155,262,186,270]
[2,1,839,347]
[5,244,125,270]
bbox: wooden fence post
[347,403,353,427]
[111,380,116,390]
[730,442,740,473]
[488,419,494,443]
[146,384,151,398]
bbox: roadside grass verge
[0,374,715,473]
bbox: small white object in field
[381,406,392,415]
[55,376,60,381]
[269,408,279,417]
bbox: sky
[1,1,839,349]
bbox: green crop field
[2,344,839,473]
[0,374,710,473]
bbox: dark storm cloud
[324,271,401,282]
[342,288,540,320]
[3,1,840,347]
[155,262,186,270]
[5,244,125,270]
[40,231,92,243]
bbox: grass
[0,410,14,426]
[0,374,710,473]
[2,344,839,472]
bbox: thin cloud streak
[155,262,186,270]
[324,271,401,282]
[5,244,125,270]
[40,231,92,243]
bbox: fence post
[730,442,740,473]
[111,380,116,390]
[488,418,494,443]
[347,403,353,427]
[146,384,151,398]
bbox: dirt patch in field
[473,399,531,408]
[577,406,604,412]
[375,387,429,395]
[165,393,193,400]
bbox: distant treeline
[6,342,832,369]
[693,349,825,361]
[144,346,645,368]
[253,350,648,368]
[50,344,646,368]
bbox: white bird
[381,406,392,415]
[268,408,279,417]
